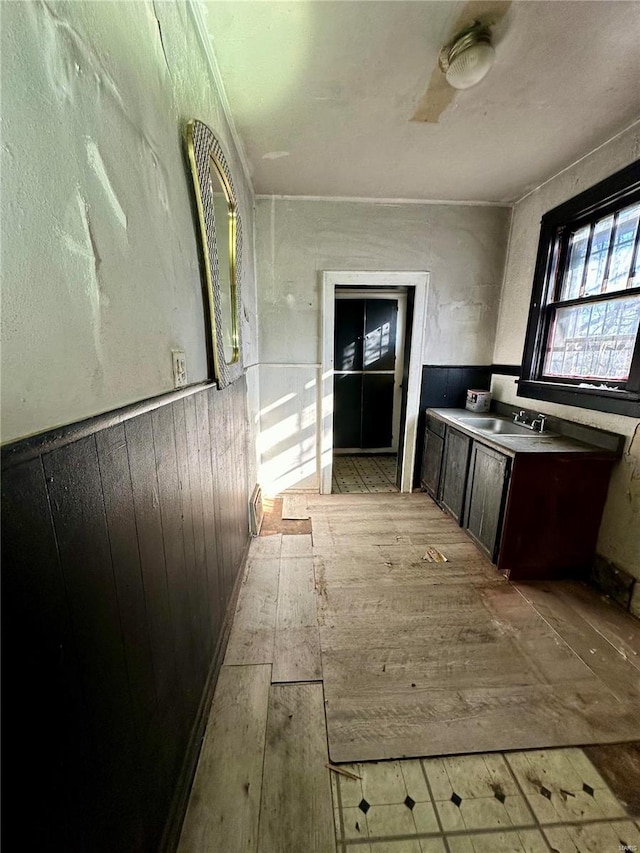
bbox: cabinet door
[464,442,510,562]
[421,429,444,497]
[439,428,471,523]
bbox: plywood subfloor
[311,493,640,763]
[259,496,312,536]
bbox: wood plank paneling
[45,436,143,848]
[96,424,157,739]
[153,404,197,732]
[172,399,208,690]
[126,413,177,707]
[231,388,249,569]
[258,683,336,853]
[183,394,214,663]
[197,390,226,630]
[178,665,271,853]
[1,382,251,851]
[1,458,92,849]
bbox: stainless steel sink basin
[457,417,540,436]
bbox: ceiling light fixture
[439,21,495,90]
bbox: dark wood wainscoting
[1,381,251,852]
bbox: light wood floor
[314,493,640,762]
[178,492,640,853]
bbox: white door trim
[320,271,429,494]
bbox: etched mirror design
[186,120,242,387]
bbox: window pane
[584,215,614,295]
[606,202,640,292]
[543,295,640,382]
[560,225,590,300]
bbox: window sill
[517,379,640,418]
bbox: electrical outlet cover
[172,349,187,388]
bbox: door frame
[320,271,429,494]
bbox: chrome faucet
[512,410,547,432]
[531,414,547,433]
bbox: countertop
[426,408,618,458]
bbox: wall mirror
[186,119,242,387]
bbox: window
[519,161,640,417]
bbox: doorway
[320,271,429,494]
[333,289,407,452]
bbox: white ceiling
[204,1,640,203]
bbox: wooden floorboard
[310,492,640,763]
[554,580,640,672]
[258,683,336,853]
[514,582,640,704]
[177,664,271,853]
[272,535,321,682]
[273,627,322,683]
[224,542,281,666]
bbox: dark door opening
[332,289,408,492]
[333,292,406,451]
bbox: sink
[457,417,542,436]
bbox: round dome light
[441,23,496,91]
[445,41,495,89]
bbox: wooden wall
[1,381,251,851]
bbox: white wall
[1,0,257,463]
[255,197,510,493]
[492,125,640,584]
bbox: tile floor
[332,454,398,493]
[331,749,640,852]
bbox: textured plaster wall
[255,197,510,492]
[492,125,640,582]
[1,0,257,452]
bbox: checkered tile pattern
[332,455,398,494]
[331,750,640,852]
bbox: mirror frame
[186,119,243,388]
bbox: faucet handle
[533,413,547,432]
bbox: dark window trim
[519,160,640,418]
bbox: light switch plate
[172,349,187,388]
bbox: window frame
[518,160,640,418]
